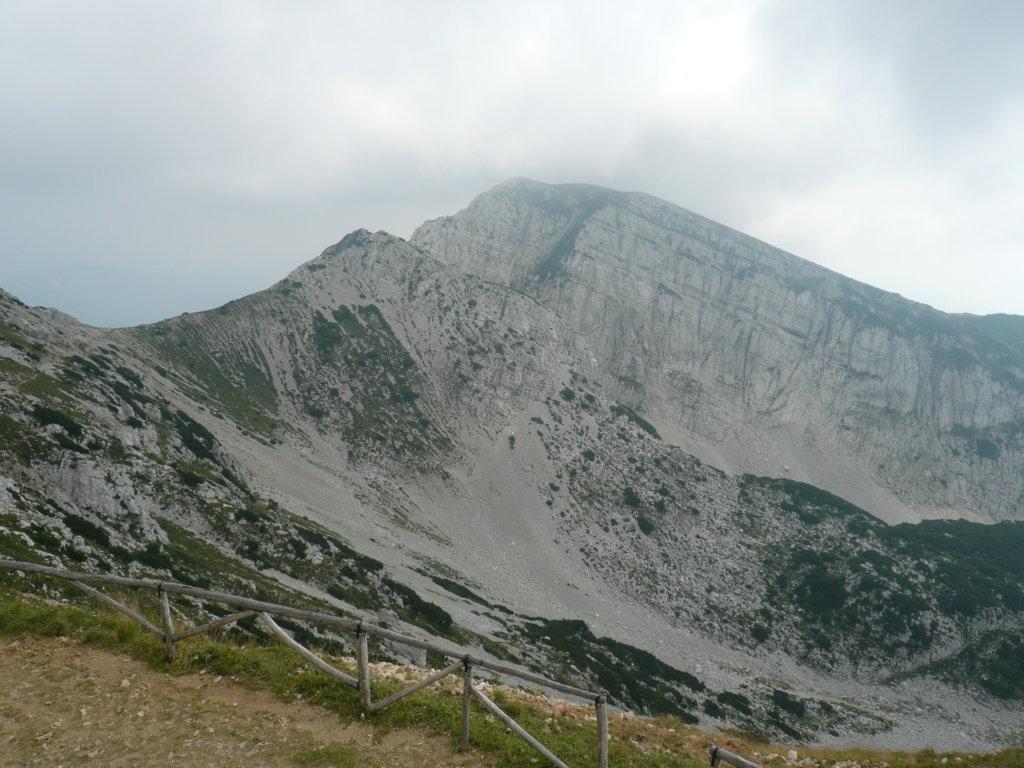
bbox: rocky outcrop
[412,179,1024,523]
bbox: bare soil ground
[0,636,492,768]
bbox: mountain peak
[411,179,640,289]
[413,179,1024,526]
[470,177,634,215]
[323,228,405,256]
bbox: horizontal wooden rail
[1,558,610,767]
[2,559,364,629]
[0,559,600,699]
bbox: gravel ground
[0,636,493,768]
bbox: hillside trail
[0,636,493,768]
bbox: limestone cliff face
[412,179,1024,523]
[128,229,579,477]
[5,187,1024,747]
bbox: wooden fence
[710,746,762,768]
[0,558,607,768]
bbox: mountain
[413,179,1024,524]
[1,182,1023,750]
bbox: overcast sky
[1,0,1022,326]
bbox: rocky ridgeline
[1,180,1023,749]
[413,180,1024,525]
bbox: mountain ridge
[2,181,1024,748]
[431,178,1023,323]
[412,178,1024,524]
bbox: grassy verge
[0,590,1019,768]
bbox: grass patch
[0,322,45,360]
[0,413,51,465]
[174,460,222,488]
[0,591,1019,767]
[294,744,368,767]
[610,405,661,439]
[18,370,76,403]
[0,591,692,767]
[30,404,84,438]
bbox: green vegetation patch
[622,486,642,509]
[173,409,217,461]
[131,322,279,435]
[420,572,495,609]
[0,356,33,379]
[174,460,222,488]
[920,630,1024,700]
[742,472,1024,679]
[523,617,705,722]
[156,518,316,600]
[883,519,1024,617]
[63,513,111,547]
[304,304,449,463]
[18,369,77,403]
[0,322,45,360]
[610,404,661,439]
[382,576,455,638]
[0,413,52,465]
[30,404,84,439]
[743,475,875,526]
[637,515,656,535]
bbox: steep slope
[1,281,785,730]
[0,288,470,641]
[2,213,1024,748]
[412,180,1024,524]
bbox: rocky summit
[413,179,1024,525]
[1,180,1022,750]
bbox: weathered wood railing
[0,558,608,768]
[710,745,762,768]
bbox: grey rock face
[3,185,1024,750]
[413,179,1024,523]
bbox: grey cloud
[0,0,1021,325]
[756,0,1024,141]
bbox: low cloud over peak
[1,1,1021,325]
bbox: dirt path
[0,636,492,768]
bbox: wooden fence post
[158,586,176,661]
[356,627,371,710]
[596,696,608,768]
[461,659,473,749]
